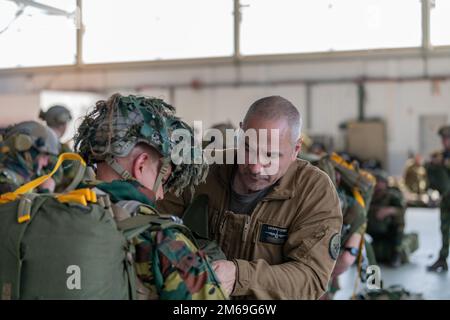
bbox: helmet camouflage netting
[74,93,208,196]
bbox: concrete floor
[335,207,450,300]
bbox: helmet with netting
[74,93,207,196]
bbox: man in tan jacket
[157,96,342,299]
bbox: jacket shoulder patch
[329,233,341,260]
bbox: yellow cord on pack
[0,152,86,208]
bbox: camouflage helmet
[39,105,72,127]
[74,93,208,196]
[438,125,450,138]
[3,121,60,156]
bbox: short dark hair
[243,96,302,143]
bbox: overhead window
[430,0,450,46]
[82,0,234,64]
[0,0,77,69]
[240,0,422,55]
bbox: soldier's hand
[212,260,236,296]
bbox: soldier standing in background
[39,105,73,150]
[427,125,450,272]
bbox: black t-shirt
[228,186,272,215]
[228,168,275,215]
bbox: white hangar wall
[1,56,450,175]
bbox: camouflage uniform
[84,179,225,299]
[427,125,450,272]
[323,186,367,299]
[367,171,406,265]
[338,187,367,247]
[0,121,60,194]
[299,152,375,299]
[74,93,227,299]
[311,153,374,248]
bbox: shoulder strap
[61,160,87,193]
[115,200,144,217]
[112,200,191,241]
[119,214,195,243]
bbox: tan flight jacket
[157,157,342,300]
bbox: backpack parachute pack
[0,153,227,300]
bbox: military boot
[427,257,448,272]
